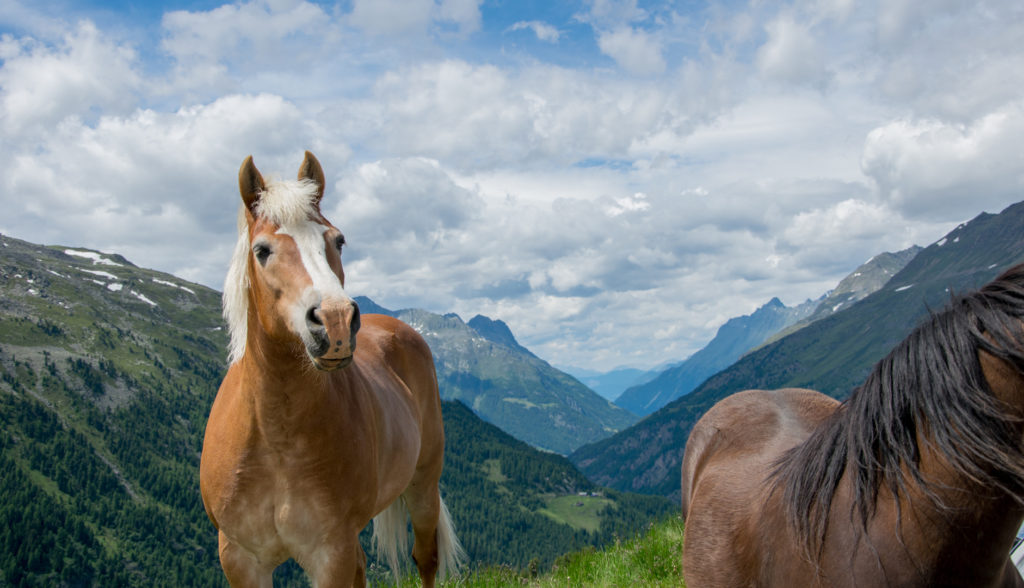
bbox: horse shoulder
[357,314,434,373]
[200,365,260,527]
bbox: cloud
[347,0,481,37]
[348,0,434,36]
[577,0,648,29]
[596,26,666,75]
[438,0,483,35]
[0,21,141,136]
[350,59,678,168]
[509,21,560,43]
[605,192,650,217]
[756,14,828,86]
[861,102,1024,220]
[161,0,329,64]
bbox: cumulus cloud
[596,26,666,75]
[0,21,141,136]
[347,59,679,168]
[861,103,1024,220]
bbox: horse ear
[298,150,326,205]
[239,155,265,213]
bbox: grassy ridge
[385,515,686,587]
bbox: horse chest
[219,443,374,559]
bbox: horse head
[233,151,360,371]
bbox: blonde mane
[223,177,321,364]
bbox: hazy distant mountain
[561,366,663,402]
[613,296,820,417]
[571,199,1024,501]
[355,298,637,455]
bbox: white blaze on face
[276,219,351,346]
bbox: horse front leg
[218,531,274,588]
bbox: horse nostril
[307,306,323,327]
[350,303,361,334]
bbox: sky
[1,0,1023,372]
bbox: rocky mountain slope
[763,245,922,345]
[571,199,1024,501]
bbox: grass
[482,459,509,484]
[384,515,686,588]
[537,495,613,533]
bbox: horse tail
[372,492,466,584]
[372,497,409,583]
[436,494,466,581]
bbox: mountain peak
[467,314,529,354]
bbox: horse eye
[334,235,346,251]
[253,243,271,265]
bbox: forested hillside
[441,401,673,570]
[0,234,669,585]
[0,237,229,585]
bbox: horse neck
[240,314,343,437]
[881,431,1024,579]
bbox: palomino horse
[200,152,463,587]
[681,264,1024,587]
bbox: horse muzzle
[305,299,360,371]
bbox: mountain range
[354,299,636,455]
[570,199,1024,501]
[613,244,922,417]
[0,233,667,585]
[762,246,922,345]
[613,296,820,416]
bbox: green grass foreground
[386,515,686,588]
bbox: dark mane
[774,263,1024,559]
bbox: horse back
[680,388,839,587]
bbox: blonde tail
[436,495,466,581]
[372,497,409,583]
[372,493,466,584]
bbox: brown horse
[200,152,463,587]
[681,264,1024,587]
